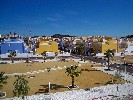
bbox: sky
[0,0,133,37]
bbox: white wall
[0,53,43,58]
[125,46,133,55]
[57,52,70,57]
[46,52,55,57]
[96,53,105,57]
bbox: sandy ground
[125,55,133,64]
[112,55,133,64]
[0,60,125,98]
[0,60,78,73]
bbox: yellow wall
[82,37,87,41]
[36,41,59,54]
[92,39,120,53]
[102,39,120,53]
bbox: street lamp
[116,38,119,53]
[123,57,127,80]
[47,67,51,94]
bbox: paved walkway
[93,66,133,83]
[4,83,133,100]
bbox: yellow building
[82,37,88,41]
[36,40,59,54]
[92,38,120,53]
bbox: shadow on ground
[81,69,101,72]
[35,84,67,94]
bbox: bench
[37,88,49,94]
[38,89,45,93]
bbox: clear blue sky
[0,0,133,37]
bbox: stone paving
[3,83,133,100]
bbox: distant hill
[51,34,76,38]
[121,35,133,38]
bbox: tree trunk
[81,55,83,61]
[43,56,45,62]
[11,57,14,63]
[22,95,24,100]
[71,76,75,88]
[26,58,29,63]
[108,57,110,69]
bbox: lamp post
[117,38,119,53]
[47,68,51,94]
[123,57,127,81]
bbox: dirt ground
[125,55,133,64]
[0,60,125,98]
[113,55,133,64]
[0,60,78,73]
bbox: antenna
[29,29,32,36]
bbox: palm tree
[8,51,16,63]
[65,65,82,89]
[104,49,114,70]
[14,32,17,37]
[89,48,95,56]
[0,72,8,89]
[76,43,84,61]
[41,51,47,62]
[13,75,30,99]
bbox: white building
[125,41,133,55]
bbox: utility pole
[124,57,127,81]
[47,68,51,95]
[117,38,119,53]
[29,29,32,36]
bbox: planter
[67,85,79,90]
